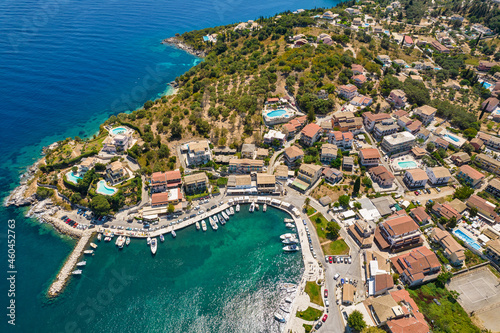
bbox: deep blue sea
[0,0,337,331]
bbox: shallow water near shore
[0,0,339,331]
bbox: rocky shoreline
[162,37,207,58]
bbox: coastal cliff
[162,37,206,57]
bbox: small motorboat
[83,250,94,255]
[218,214,225,225]
[285,223,295,229]
[284,218,294,223]
[255,203,259,211]
[236,204,240,212]
[222,210,230,220]
[196,222,200,230]
[274,313,285,323]
[104,236,111,242]
[126,237,130,246]
[97,233,102,241]
[160,234,165,242]
[282,237,299,245]
[201,220,207,231]
[90,243,97,249]
[263,203,267,212]
[280,233,296,240]
[150,238,157,255]
[249,202,255,212]
[172,230,176,238]
[284,297,292,303]
[283,245,300,252]
[229,207,235,215]
[147,237,151,245]
[76,261,86,267]
[72,270,82,275]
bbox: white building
[426,167,452,186]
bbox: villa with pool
[439,130,467,148]
[262,98,298,126]
[101,126,136,154]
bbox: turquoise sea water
[0,0,340,331]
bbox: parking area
[447,267,500,332]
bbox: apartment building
[426,167,451,186]
[475,153,500,175]
[456,165,485,188]
[359,148,381,166]
[374,213,423,252]
[183,173,209,195]
[300,123,322,147]
[228,159,264,174]
[381,132,416,156]
[403,169,428,188]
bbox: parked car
[348,257,352,264]
[334,273,340,280]
[328,257,333,264]
[324,299,329,307]
[343,312,348,321]
[315,321,323,330]
[322,314,328,322]
[324,289,328,298]
[436,187,441,192]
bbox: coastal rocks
[162,37,206,58]
[26,199,55,217]
[5,185,35,207]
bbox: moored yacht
[72,270,82,275]
[229,207,235,215]
[160,234,165,242]
[283,245,300,252]
[84,250,94,255]
[282,237,299,245]
[249,202,255,212]
[104,236,111,242]
[213,215,219,224]
[147,237,151,245]
[172,230,177,238]
[201,220,207,231]
[285,223,295,229]
[255,203,259,211]
[150,238,157,255]
[284,218,294,223]
[126,237,130,246]
[76,261,86,267]
[218,213,226,225]
[263,203,267,212]
[97,233,102,241]
[280,233,296,240]
[235,204,240,212]
[222,211,229,220]
[90,242,97,249]
[274,313,285,323]
[196,222,200,230]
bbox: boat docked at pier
[249,202,255,212]
[76,261,86,267]
[160,234,164,242]
[84,250,94,255]
[201,220,207,231]
[213,215,219,224]
[218,213,226,225]
[285,223,295,229]
[222,210,230,220]
[97,233,102,241]
[263,203,267,212]
[280,233,296,240]
[126,237,130,246]
[147,237,151,245]
[90,242,97,249]
[255,203,259,211]
[195,222,200,230]
[229,207,235,215]
[116,236,125,248]
[72,270,82,275]
[209,217,218,230]
[284,218,294,223]
[150,238,157,255]
[235,204,240,212]
[282,237,299,245]
[104,236,111,242]
[283,245,300,252]
[274,313,285,323]
[172,230,176,238]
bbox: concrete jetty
[47,230,93,297]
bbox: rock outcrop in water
[162,37,206,57]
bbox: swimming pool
[398,161,418,169]
[203,36,209,41]
[453,229,481,251]
[444,134,459,142]
[96,180,117,196]
[266,109,288,118]
[111,127,127,135]
[66,171,82,184]
[482,81,493,89]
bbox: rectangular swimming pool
[453,228,481,251]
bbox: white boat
[97,233,102,241]
[104,236,111,242]
[210,218,218,231]
[285,223,295,229]
[284,218,294,223]
[196,222,200,230]
[282,237,299,245]
[84,250,94,255]
[263,203,267,212]
[213,215,219,224]
[126,237,130,246]
[229,207,235,215]
[160,234,165,242]
[274,313,285,323]
[222,211,229,220]
[280,233,296,240]
[147,237,151,245]
[218,214,226,225]
[249,202,255,212]
[90,243,97,249]
[284,297,292,303]
[225,209,231,217]
[236,204,240,212]
[283,245,300,252]
[117,236,125,249]
[150,238,157,255]
[76,261,86,267]
[201,220,207,231]
[72,270,82,275]
[255,203,259,211]
[172,230,176,238]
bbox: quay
[47,230,92,297]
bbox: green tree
[70,193,82,204]
[353,176,361,196]
[36,187,54,199]
[362,327,385,333]
[348,310,367,331]
[453,186,474,200]
[436,271,453,288]
[326,221,341,240]
[362,177,372,188]
[463,128,478,140]
[470,206,478,217]
[71,166,78,173]
[144,100,154,109]
[167,204,175,214]
[426,142,435,152]
[392,273,400,284]
[339,194,350,207]
[90,195,111,216]
[158,145,170,159]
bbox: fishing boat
[90,243,97,249]
[201,220,207,231]
[126,237,130,246]
[283,245,300,252]
[172,230,176,238]
[76,261,86,267]
[150,238,157,255]
[195,222,200,230]
[147,237,151,245]
[97,233,102,241]
[160,234,165,242]
[229,207,235,215]
[285,223,295,229]
[280,233,296,240]
[83,250,94,255]
[263,203,267,212]
[236,204,240,212]
[104,236,111,242]
[284,218,294,223]
[282,237,299,245]
[249,202,255,212]
[72,270,82,275]
[222,211,229,221]
[255,203,259,211]
[274,313,285,323]
[218,214,226,225]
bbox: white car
[334,273,340,280]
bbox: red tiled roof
[151,192,169,205]
[165,170,182,181]
[360,148,380,159]
[404,35,414,44]
[383,215,419,236]
[301,123,322,138]
[151,172,166,184]
[459,165,485,180]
